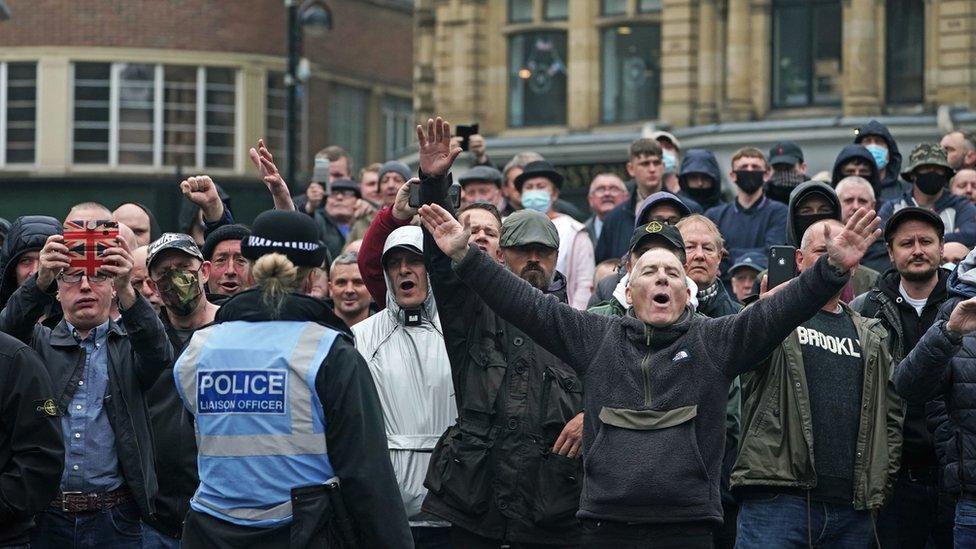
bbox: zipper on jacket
[640,352,653,407]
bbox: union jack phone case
[63,219,119,277]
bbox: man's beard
[519,264,552,291]
[900,262,938,283]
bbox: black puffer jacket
[894,259,976,495]
[420,173,583,545]
[0,216,61,309]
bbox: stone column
[724,0,753,120]
[567,0,599,130]
[35,55,70,174]
[660,0,698,128]
[842,0,882,115]
[749,0,772,118]
[931,0,976,109]
[694,0,718,124]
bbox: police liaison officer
[173,210,412,548]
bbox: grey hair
[834,176,875,201]
[330,252,358,271]
[503,151,545,178]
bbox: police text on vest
[197,370,288,414]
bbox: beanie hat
[240,210,327,268]
[201,224,251,260]
[378,161,412,183]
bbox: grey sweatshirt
[452,247,849,525]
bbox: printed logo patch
[673,350,690,362]
[35,399,60,417]
[197,370,288,415]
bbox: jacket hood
[831,144,882,197]
[948,244,976,298]
[854,120,903,190]
[381,226,437,323]
[786,180,841,246]
[214,288,352,337]
[678,149,724,208]
[0,215,62,308]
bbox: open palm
[419,203,470,262]
[948,297,976,335]
[417,117,462,177]
[824,207,881,272]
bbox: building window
[885,0,924,104]
[329,84,368,170]
[602,24,660,123]
[544,0,568,21]
[383,96,413,160]
[509,0,533,23]
[771,0,841,108]
[71,62,238,169]
[601,0,627,15]
[638,0,662,12]
[509,31,568,127]
[1,62,37,166]
[265,72,288,162]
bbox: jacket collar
[50,317,125,347]
[215,288,352,337]
[877,267,949,307]
[623,307,695,349]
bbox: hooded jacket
[679,149,725,211]
[854,120,911,202]
[0,216,61,309]
[594,185,702,263]
[893,251,976,496]
[352,226,456,528]
[831,144,883,199]
[879,189,976,247]
[786,181,842,247]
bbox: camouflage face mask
[156,269,203,317]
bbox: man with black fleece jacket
[418,142,882,545]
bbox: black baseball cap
[883,207,945,244]
[769,141,804,166]
[629,221,686,263]
[147,232,205,272]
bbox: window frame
[770,0,842,109]
[69,61,241,172]
[884,0,924,105]
[0,61,39,168]
[599,22,662,124]
[507,29,570,128]
[383,95,414,160]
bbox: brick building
[0,0,414,227]
[412,0,976,204]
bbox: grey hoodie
[786,180,842,246]
[452,245,849,525]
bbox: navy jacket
[831,144,883,200]
[879,190,976,247]
[705,196,788,280]
[595,187,702,263]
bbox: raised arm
[715,208,881,377]
[894,299,969,403]
[248,138,296,212]
[420,203,613,375]
[0,235,69,343]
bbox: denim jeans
[140,523,180,549]
[875,467,953,548]
[736,494,872,548]
[31,501,142,549]
[955,499,976,549]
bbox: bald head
[113,203,153,246]
[66,202,112,223]
[800,218,844,252]
[117,223,137,250]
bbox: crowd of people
[1,116,976,549]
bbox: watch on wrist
[941,320,964,345]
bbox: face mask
[156,269,203,317]
[684,186,715,206]
[521,189,552,213]
[734,170,765,195]
[794,213,836,243]
[662,150,677,174]
[916,172,947,196]
[865,144,889,170]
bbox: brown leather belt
[51,487,134,513]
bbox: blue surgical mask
[865,144,889,170]
[662,150,677,173]
[521,189,552,213]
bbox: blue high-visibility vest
[174,320,339,528]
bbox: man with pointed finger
[417,116,884,549]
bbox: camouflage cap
[901,143,954,179]
[500,209,559,250]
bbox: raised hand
[36,234,70,290]
[180,175,224,222]
[392,178,420,221]
[824,207,881,272]
[418,203,470,263]
[305,182,325,213]
[947,297,976,335]
[249,139,295,211]
[417,117,462,177]
[100,237,137,306]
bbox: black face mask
[734,170,766,195]
[916,172,947,196]
[685,186,715,206]
[794,213,836,243]
[766,170,806,203]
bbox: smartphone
[408,179,422,209]
[311,157,330,184]
[408,179,461,210]
[456,124,479,152]
[63,219,119,277]
[766,245,797,290]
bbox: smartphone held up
[63,219,119,277]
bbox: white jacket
[551,213,595,310]
[352,226,456,527]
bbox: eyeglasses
[647,215,682,226]
[57,271,110,285]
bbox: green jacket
[731,303,904,510]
